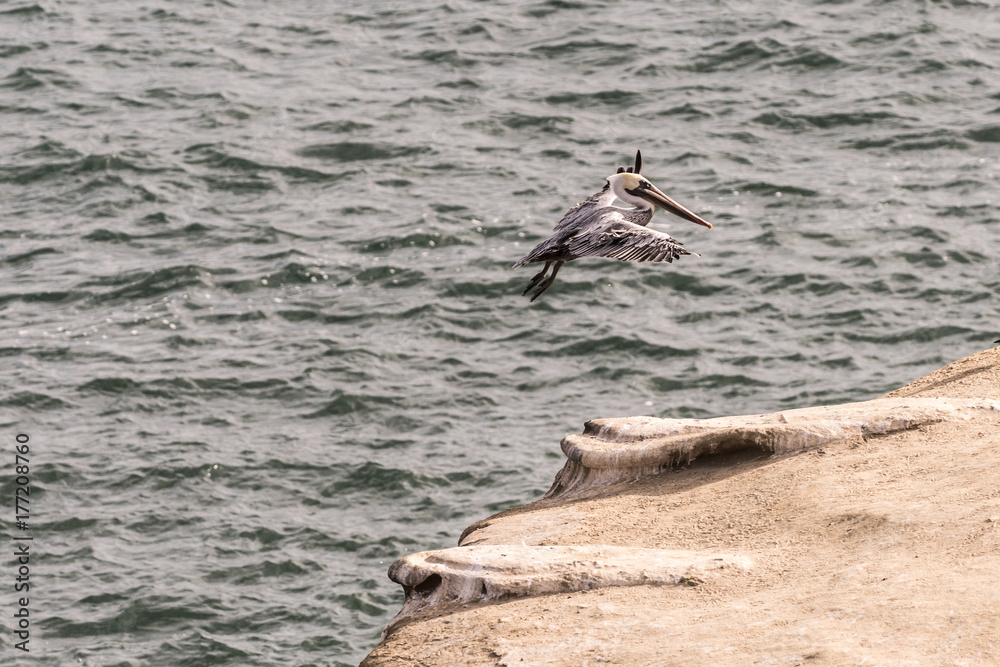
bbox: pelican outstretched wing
[567,218,695,263]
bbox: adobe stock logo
[12,433,33,653]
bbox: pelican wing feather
[567,216,695,263]
[551,187,616,232]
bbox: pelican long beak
[633,184,713,229]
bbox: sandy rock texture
[384,545,751,638]
[362,347,1000,666]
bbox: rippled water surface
[2,0,999,664]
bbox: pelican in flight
[514,150,712,301]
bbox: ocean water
[1,0,998,664]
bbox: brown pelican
[514,150,712,301]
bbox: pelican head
[606,160,712,229]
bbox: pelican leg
[522,261,551,296]
[530,261,564,302]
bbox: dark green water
[1,0,998,664]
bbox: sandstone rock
[363,346,1000,666]
[384,545,751,637]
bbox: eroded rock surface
[384,545,750,636]
[363,347,1000,667]
[549,397,1000,500]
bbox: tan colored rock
[362,346,1000,666]
[384,545,751,637]
[550,396,999,501]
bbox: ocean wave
[85,264,215,303]
[524,334,697,360]
[47,596,219,638]
[0,390,73,409]
[543,89,644,109]
[295,141,430,162]
[0,66,78,91]
[965,124,1000,143]
[0,148,174,185]
[183,143,341,182]
[846,129,970,152]
[753,110,906,132]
